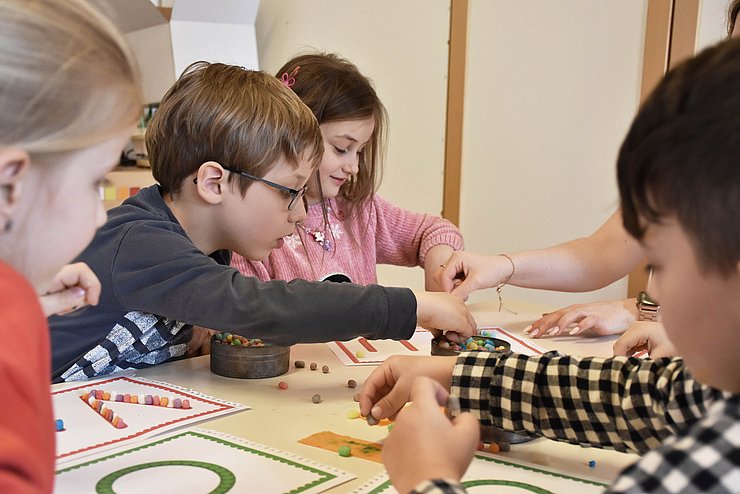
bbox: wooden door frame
[627,0,699,297]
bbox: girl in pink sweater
[231,53,463,289]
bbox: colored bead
[152,395,160,406]
[145,395,153,405]
[347,410,360,419]
[312,394,322,404]
[182,399,191,409]
[353,393,360,402]
[173,398,182,408]
[322,365,329,374]
[278,381,288,390]
[355,351,365,358]
[310,363,317,370]
[347,379,357,388]
[338,445,351,457]
[55,419,65,431]
[294,360,306,368]
[488,442,500,453]
[123,394,131,403]
[588,460,596,468]
[366,414,379,426]
[115,394,124,402]
[160,397,169,407]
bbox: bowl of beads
[431,335,511,357]
[210,332,290,379]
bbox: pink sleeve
[371,195,464,267]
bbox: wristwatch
[636,291,660,322]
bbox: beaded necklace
[296,222,333,251]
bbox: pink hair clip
[281,66,300,88]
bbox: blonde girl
[0,0,142,490]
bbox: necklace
[296,222,333,251]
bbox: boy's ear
[0,147,30,231]
[194,161,228,205]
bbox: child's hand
[382,376,479,494]
[359,355,457,421]
[422,245,455,292]
[435,251,510,300]
[38,262,101,316]
[526,299,636,338]
[414,291,476,342]
[613,321,677,359]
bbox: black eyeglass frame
[220,165,307,210]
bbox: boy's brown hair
[618,38,740,275]
[146,62,323,196]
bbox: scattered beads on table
[355,351,365,358]
[213,332,267,347]
[498,441,511,452]
[387,423,394,432]
[294,360,306,368]
[312,393,322,404]
[488,442,500,453]
[55,419,65,432]
[347,379,357,388]
[278,381,288,390]
[310,362,318,371]
[353,393,360,402]
[347,410,360,419]
[81,389,191,409]
[588,459,596,468]
[338,445,352,457]
[322,365,330,374]
[366,413,379,426]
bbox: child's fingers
[39,287,87,316]
[408,376,449,409]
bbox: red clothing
[0,261,54,493]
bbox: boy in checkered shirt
[359,38,740,493]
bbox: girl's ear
[0,147,30,232]
[193,161,227,205]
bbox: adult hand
[435,251,511,300]
[383,377,479,494]
[526,299,636,338]
[38,262,101,316]
[414,291,477,343]
[613,321,677,358]
[359,354,457,421]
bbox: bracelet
[496,254,515,312]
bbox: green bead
[338,445,351,457]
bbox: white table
[59,300,638,492]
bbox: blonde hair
[0,0,143,156]
[146,62,323,195]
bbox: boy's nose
[289,199,307,223]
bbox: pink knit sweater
[231,195,464,284]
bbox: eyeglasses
[221,165,307,210]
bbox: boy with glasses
[49,62,475,382]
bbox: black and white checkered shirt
[411,352,738,494]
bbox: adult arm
[439,210,643,299]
